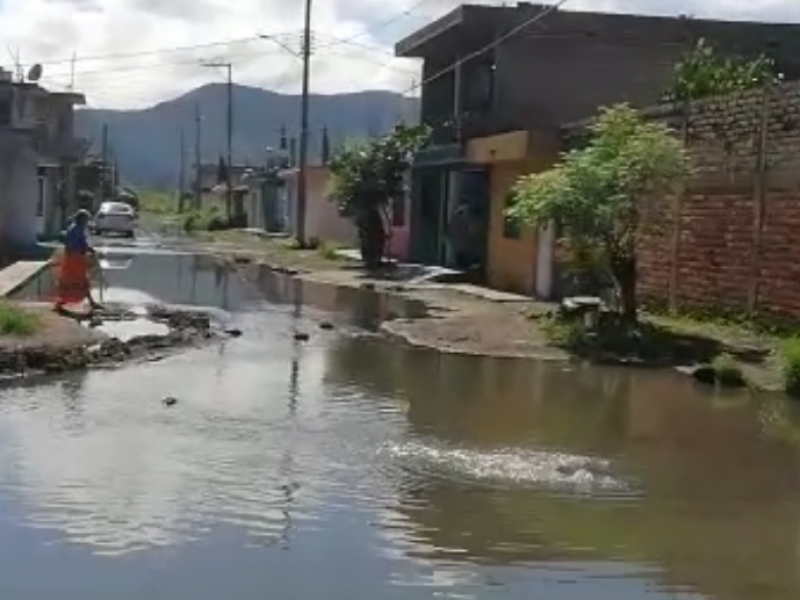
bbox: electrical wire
[402,0,569,94]
[17,32,300,69]
[315,0,450,50]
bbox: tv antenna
[6,46,22,82]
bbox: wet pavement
[2,236,800,599]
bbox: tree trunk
[356,208,386,269]
[611,253,637,323]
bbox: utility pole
[202,61,233,220]
[68,51,77,90]
[178,126,186,212]
[193,103,202,211]
[100,123,109,206]
[296,0,313,247]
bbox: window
[502,193,520,239]
[462,61,495,112]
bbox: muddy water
[3,249,800,599]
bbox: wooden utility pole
[202,61,233,220]
[193,103,202,211]
[296,0,313,246]
[178,126,186,212]
[100,123,109,206]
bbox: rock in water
[319,321,334,330]
[294,332,310,341]
[162,396,178,407]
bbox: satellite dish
[26,63,42,82]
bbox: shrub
[780,338,800,397]
[182,206,227,232]
[710,353,745,387]
[0,302,40,336]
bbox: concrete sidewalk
[0,261,49,297]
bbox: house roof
[395,4,508,58]
[395,3,800,60]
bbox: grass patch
[139,190,181,216]
[0,302,40,336]
[182,205,227,231]
[709,353,745,387]
[780,337,800,397]
[540,313,722,365]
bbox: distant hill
[75,83,420,189]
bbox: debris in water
[225,328,243,337]
[319,321,334,330]
[162,396,178,407]
[294,332,310,341]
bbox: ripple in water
[382,440,630,494]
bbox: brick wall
[637,80,800,319]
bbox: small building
[280,166,357,248]
[0,70,86,252]
[396,2,800,295]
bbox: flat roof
[394,2,800,59]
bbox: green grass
[780,337,800,397]
[0,302,40,336]
[139,190,181,215]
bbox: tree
[328,124,429,267]
[665,38,779,102]
[507,104,690,321]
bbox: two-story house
[396,3,800,295]
[0,69,86,253]
[31,89,88,238]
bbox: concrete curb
[0,260,50,298]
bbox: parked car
[93,201,136,237]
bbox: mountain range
[75,83,420,189]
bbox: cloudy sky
[0,0,797,109]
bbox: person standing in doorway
[447,203,478,270]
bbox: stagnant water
[4,247,800,599]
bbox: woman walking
[53,209,102,312]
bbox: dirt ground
[0,303,104,351]
[185,230,569,359]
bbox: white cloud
[0,0,797,109]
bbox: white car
[93,201,136,237]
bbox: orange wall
[486,156,553,295]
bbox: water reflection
[4,250,800,599]
[324,337,800,600]
[245,264,427,330]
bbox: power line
[17,33,299,68]
[402,0,569,94]
[317,0,447,50]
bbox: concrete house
[0,69,86,253]
[396,2,800,296]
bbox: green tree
[507,104,690,321]
[328,124,429,267]
[666,38,779,102]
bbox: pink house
[282,166,357,246]
[283,166,412,261]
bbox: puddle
[87,318,170,342]
[244,264,428,330]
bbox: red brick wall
[637,81,800,319]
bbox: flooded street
[2,242,800,599]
